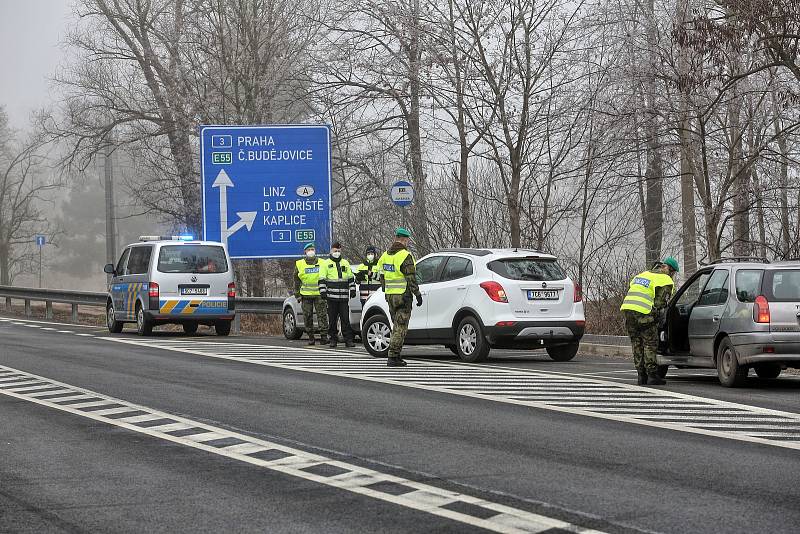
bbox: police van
[103,236,236,336]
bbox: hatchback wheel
[106,303,123,334]
[754,363,781,379]
[455,316,489,362]
[546,342,579,362]
[136,304,153,336]
[363,315,391,358]
[283,308,302,340]
[716,337,748,387]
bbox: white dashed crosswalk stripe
[0,364,605,534]
[104,337,800,451]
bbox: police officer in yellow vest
[378,228,422,367]
[620,257,679,385]
[319,241,357,348]
[294,243,329,346]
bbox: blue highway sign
[200,125,332,259]
[35,235,46,247]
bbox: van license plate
[528,290,558,300]
[181,287,208,296]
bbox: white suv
[360,248,585,362]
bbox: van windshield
[766,270,800,301]
[487,258,565,281]
[157,245,228,274]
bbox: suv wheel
[754,363,781,379]
[183,322,198,335]
[716,337,748,387]
[363,315,391,358]
[283,308,302,340]
[136,304,153,336]
[546,342,579,362]
[106,302,123,334]
[455,316,489,362]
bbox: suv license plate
[528,290,558,300]
[181,287,208,296]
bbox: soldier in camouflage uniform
[294,243,329,345]
[378,228,422,367]
[621,257,679,385]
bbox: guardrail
[0,285,286,333]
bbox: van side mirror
[104,263,116,275]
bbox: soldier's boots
[330,340,338,348]
[345,341,355,348]
[320,336,329,345]
[387,357,407,367]
[637,369,648,386]
[307,336,316,346]
[647,373,666,386]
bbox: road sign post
[200,126,332,259]
[35,235,46,288]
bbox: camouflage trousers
[301,296,328,339]
[624,310,658,374]
[387,293,413,358]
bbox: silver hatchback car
[657,258,800,387]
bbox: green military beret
[304,242,315,250]
[395,227,411,238]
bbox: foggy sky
[0,0,72,130]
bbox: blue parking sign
[200,125,332,259]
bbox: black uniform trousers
[327,299,354,343]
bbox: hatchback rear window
[157,245,228,274]
[765,270,800,301]
[488,258,565,281]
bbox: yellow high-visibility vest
[620,270,674,315]
[296,258,325,296]
[378,250,412,295]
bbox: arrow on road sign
[212,169,257,245]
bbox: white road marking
[0,365,606,534]
[0,317,98,328]
[103,337,800,451]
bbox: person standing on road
[294,243,329,346]
[355,245,382,305]
[319,241,357,348]
[378,228,422,367]
[620,257,679,385]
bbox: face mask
[331,251,341,259]
[366,254,375,262]
[305,250,315,258]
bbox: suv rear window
[765,270,800,301]
[157,245,229,274]
[488,258,565,281]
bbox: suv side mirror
[104,263,116,275]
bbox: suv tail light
[754,295,770,323]
[480,281,508,303]
[574,283,582,303]
[148,282,159,312]
[148,282,159,298]
[227,282,236,298]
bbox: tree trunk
[0,243,9,285]
[676,0,697,274]
[730,94,750,257]
[775,115,791,258]
[407,0,430,254]
[642,0,663,266]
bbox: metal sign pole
[38,246,42,289]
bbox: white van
[104,236,235,336]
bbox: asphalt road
[2,315,800,533]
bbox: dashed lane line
[102,337,800,451]
[0,365,607,534]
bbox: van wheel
[547,342,579,362]
[106,303,123,334]
[754,363,781,379]
[363,315,391,358]
[183,322,198,335]
[135,304,153,336]
[215,320,232,336]
[283,308,302,340]
[456,316,489,362]
[717,337,748,387]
